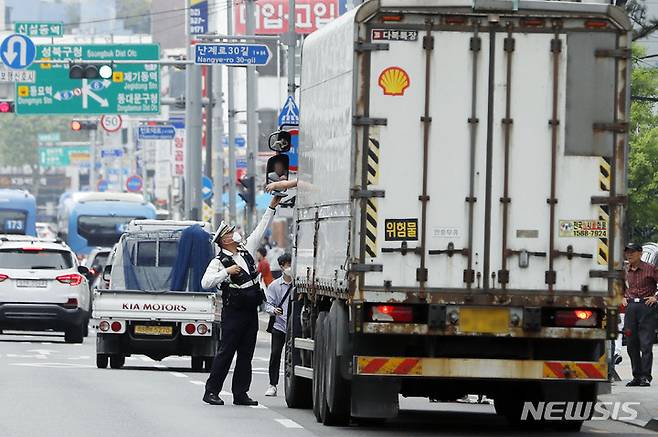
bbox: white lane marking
[274,419,303,429]
[250,404,268,409]
[219,391,233,396]
[67,356,90,360]
[40,342,52,345]
[189,381,205,386]
[20,342,30,345]
[169,372,188,378]
[10,362,95,369]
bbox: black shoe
[203,392,225,405]
[626,378,641,387]
[233,394,258,406]
[639,378,651,387]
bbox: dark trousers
[269,328,286,386]
[206,307,258,396]
[624,301,657,381]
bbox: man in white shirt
[264,253,292,396]
[202,196,280,406]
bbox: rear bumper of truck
[355,356,608,381]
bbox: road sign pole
[227,0,237,225]
[205,66,213,181]
[288,0,297,99]
[212,63,224,228]
[185,0,204,221]
[89,129,97,190]
[245,0,257,232]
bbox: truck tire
[284,306,312,409]
[110,354,125,369]
[65,323,84,344]
[83,317,89,337]
[191,356,204,371]
[313,313,327,422]
[96,354,109,369]
[321,309,351,426]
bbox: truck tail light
[554,309,598,327]
[99,321,110,332]
[56,273,83,286]
[381,14,403,22]
[197,323,208,335]
[445,15,467,25]
[520,18,545,27]
[0,274,8,282]
[370,305,414,323]
[111,321,122,332]
[185,323,196,335]
[585,20,608,29]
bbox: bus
[58,192,156,255]
[0,189,37,236]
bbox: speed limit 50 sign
[100,114,122,132]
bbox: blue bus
[58,192,156,255]
[0,189,37,236]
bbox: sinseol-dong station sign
[15,44,160,115]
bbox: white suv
[0,235,90,343]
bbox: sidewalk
[600,343,658,430]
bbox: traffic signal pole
[288,0,297,98]
[245,0,257,232]
[89,128,97,190]
[185,0,204,221]
[227,0,238,226]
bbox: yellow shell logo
[378,67,410,96]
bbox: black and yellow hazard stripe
[598,157,611,266]
[366,137,380,258]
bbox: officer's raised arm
[244,196,281,256]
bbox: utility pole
[227,0,237,225]
[245,0,257,232]
[287,0,297,98]
[205,67,213,180]
[211,63,224,228]
[185,0,203,220]
[89,128,97,190]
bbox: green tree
[628,45,658,241]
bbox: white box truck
[282,0,631,430]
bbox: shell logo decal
[378,66,410,96]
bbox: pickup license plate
[460,307,510,334]
[16,279,47,288]
[134,325,173,336]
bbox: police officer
[202,196,281,406]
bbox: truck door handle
[553,245,593,260]
[381,241,422,256]
[428,242,469,257]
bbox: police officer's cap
[213,221,235,244]
[624,242,643,253]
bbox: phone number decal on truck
[559,220,608,238]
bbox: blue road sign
[222,136,246,147]
[0,34,36,69]
[202,175,213,201]
[97,179,109,192]
[189,0,208,35]
[126,175,143,193]
[138,125,176,140]
[289,129,299,171]
[236,158,247,169]
[278,96,300,126]
[100,149,124,158]
[194,43,272,67]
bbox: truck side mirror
[266,154,290,197]
[268,130,292,153]
[102,265,112,282]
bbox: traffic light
[69,63,113,80]
[0,100,14,113]
[70,120,98,131]
[238,176,255,207]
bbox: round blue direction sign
[97,179,109,192]
[202,175,213,201]
[0,34,36,69]
[126,175,143,193]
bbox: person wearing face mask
[201,196,281,406]
[263,253,293,397]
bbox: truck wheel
[191,356,204,371]
[110,354,125,369]
[96,354,109,369]
[284,307,312,409]
[204,357,214,372]
[321,312,350,426]
[313,313,327,422]
[65,323,84,344]
[83,317,89,337]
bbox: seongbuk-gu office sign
[234,0,349,35]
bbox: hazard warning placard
[559,220,608,238]
[385,219,418,241]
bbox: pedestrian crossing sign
[277,95,299,126]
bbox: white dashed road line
[274,419,303,428]
[169,372,188,378]
[189,381,205,386]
